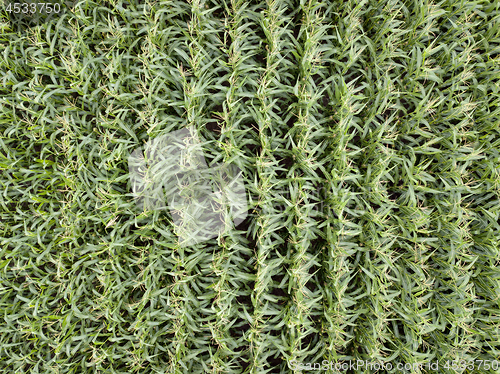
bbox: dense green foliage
[1,0,500,372]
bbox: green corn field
[1,0,499,372]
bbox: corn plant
[0,0,499,373]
